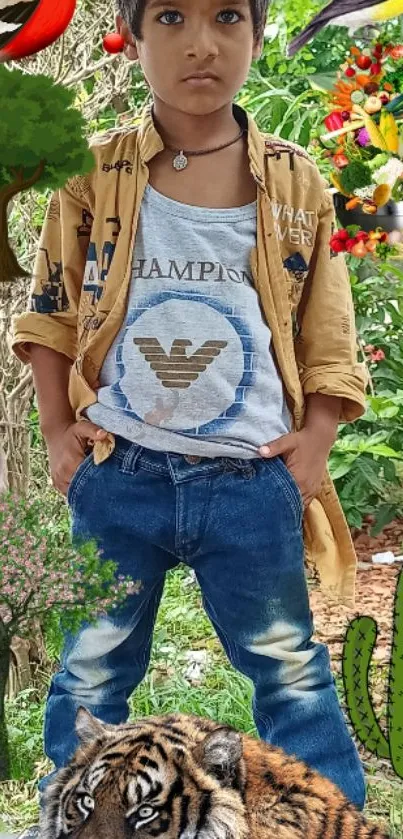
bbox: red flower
[370,349,385,362]
[330,238,346,252]
[333,153,350,169]
[385,45,403,60]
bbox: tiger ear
[75,706,107,744]
[195,727,243,785]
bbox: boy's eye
[157,8,242,25]
[158,10,181,24]
[218,9,241,23]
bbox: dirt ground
[310,518,403,668]
[309,517,403,796]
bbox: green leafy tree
[0,65,94,283]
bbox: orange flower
[385,45,403,60]
[345,197,363,210]
[355,74,371,86]
[330,78,363,110]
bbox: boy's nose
[185,24,219,58]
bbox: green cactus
[342,565,403,779]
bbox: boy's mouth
[183,70,219,82]
[184,76,219,86]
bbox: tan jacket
[11,102,368,607]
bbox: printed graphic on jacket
[82,215,120,304]
[270,200,315,247]
[30,247,68,314]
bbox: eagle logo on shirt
[133,337,228,389]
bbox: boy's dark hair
[116,0,269,45]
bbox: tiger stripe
[41,711,392,839]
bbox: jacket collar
[138,100,266,189]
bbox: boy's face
[116,0,262,117]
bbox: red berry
[374,43,383,57]
[345,67,356,77]
[337,229,350,240]
[355,231,369,241]
[345,238,358,252]
[356,55,372,70]
[341,110,351,120]
[103,33,125,53]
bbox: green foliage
[0,65,95,192]
[6,567,256,787]
[368,153,391,172]
[383,60,403,95]
[0,492,138,640]
[329,257,403,530]
[340,161,373,193]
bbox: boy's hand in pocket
[45,421,107,497]
[259,428,331,509]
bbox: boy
[12,0,368,832]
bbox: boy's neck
[151,99,241,152]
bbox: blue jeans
[38,436,365,808]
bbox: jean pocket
[275,456,304,527]
[66,451,95,508]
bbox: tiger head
[41,709,248,839]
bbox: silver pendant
[173,151,188,171]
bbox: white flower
[372,157,403,188]
[355,185,375,199]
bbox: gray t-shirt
[86,184,291,459]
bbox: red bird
[0,0,76,62]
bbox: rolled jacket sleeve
[295,184,368,422]
[11,173,93,364]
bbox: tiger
[41,707,391,839]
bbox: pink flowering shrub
[0,491,140,780]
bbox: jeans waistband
[112,435,260,481]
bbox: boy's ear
[116,13,139,60]
[252,37,263,61]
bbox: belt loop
[120,443,143,475]
[224,458,256,479]
[242,461,256,479]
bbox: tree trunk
[0,193,29,284]
[0,161,45,284]
[0,625,11,780]
[0,438,7,494]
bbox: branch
[0,597,16,628]
[1,160,46,206]
[9,589,35,625]
[8,370,33,410]
[63,53,120,88]
[53,32,66,85]
[357,336,375,397]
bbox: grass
[0,565,402,835]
